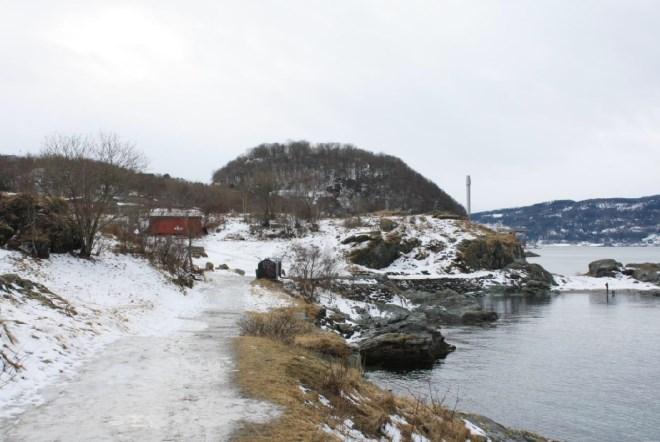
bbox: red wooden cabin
[148,208,204,237]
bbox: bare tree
[40,133,146,258]
[289,243,337,302]
[294,172,325,222]
[246,171,278,225]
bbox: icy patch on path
[0,273,280,441]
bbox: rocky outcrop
[358,313,455,369]
[623,263,660,284]
[587,259,622,277]
[348,232,420,269]
[402,288,498,325]
[459,413,555,442]
[457,232,524,271]
[503,262,556,296]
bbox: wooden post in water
[605,282,609,304]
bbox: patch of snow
[318,394,332,407]
[555,274,658,291]
[318,290,396,321]
[464,419,491,441]
[383,422,403,442]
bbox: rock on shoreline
[587,259,660,286]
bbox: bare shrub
[144,236,193,287]
[40,133,146,258]
[288,244,337,302]
[321,360,362,396]
[238,309,312,344]
[293,332,352,359]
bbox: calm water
[369,248,660,442]
[528,246,660,276]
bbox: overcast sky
[1,1,658,211]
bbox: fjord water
[368,247,660,442]
[528,245,660,276]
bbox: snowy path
[0,273,278,441]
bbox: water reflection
[479,294,552,316]
[368,291,660,442]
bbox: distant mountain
[212,141,465,216]
[473,195,660,246]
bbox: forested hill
[212,142,465,215]
[473,195,660,246]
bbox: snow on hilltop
[473,194,660,246]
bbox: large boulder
[457,232,525,271]
[403,288,498,325]
[358,313,455,369]
[505,261,556,295]
[587,259,622,277]
[623,263,660,284]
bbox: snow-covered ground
[197,216,659,295]
[554,274,659,292]
[0,240,287,425]
[1,271,282,440]
[200,215,479,278]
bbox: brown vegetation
[457,228,524,271]
[289,244,338,302]
[234,307,488,442]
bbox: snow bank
[555,274,658,292]
[0,247,208,418]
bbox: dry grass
[233,310,490,442]
[238,308,313,344]
[293,332,352,359]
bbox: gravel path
[0,273,277,441]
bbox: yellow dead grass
[232,310,486,442]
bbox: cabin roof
[149,208,203,218]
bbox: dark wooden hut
[256,258,282,280]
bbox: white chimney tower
[466,175,471,219]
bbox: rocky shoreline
[295,259,558,370]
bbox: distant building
[148,208,204,237]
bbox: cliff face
[473,195,660,245]
[212,141,466,216]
